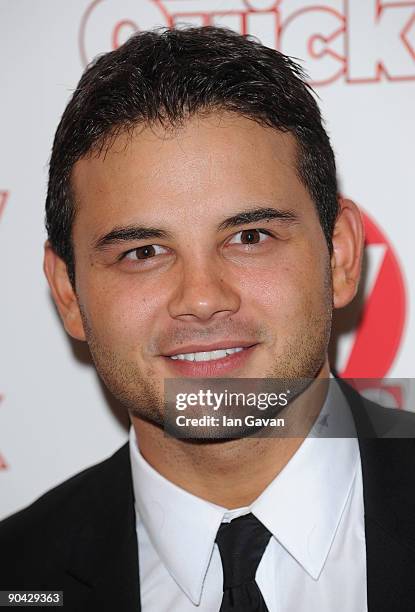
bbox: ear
[331,198,365,309]
[43,242,86,341]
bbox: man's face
[69,112,333,424]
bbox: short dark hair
[46,26,338,286]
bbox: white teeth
[170,347,244,362]
[225,347,244,356]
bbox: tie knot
[215,513,272,590]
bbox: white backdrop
[1,0,414,520]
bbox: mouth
[161,343,259,376]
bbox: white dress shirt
[129,379,368,611]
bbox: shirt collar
[129,377,359,603]
[129,426,226,604]
[252,379,359,579]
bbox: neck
[132,362,330,509]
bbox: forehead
[71,112,313,231]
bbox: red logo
[335,208,406,378]
[0,190,8,221]
[79,0,415,86]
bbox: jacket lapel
[338,380,415,611]
[63,444,141,611]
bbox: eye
[227,229,272,246]
[123,244,168,260]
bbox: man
[1,26,415,612]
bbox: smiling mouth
[161,345,259,377]
[169,347,247,362]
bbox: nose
[167,256,241,322]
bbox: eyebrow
[216,206,299,231]
[93,206,299,250]
[93,226,174,250]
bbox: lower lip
[162,345,258,377]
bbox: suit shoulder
[337,377,415,439]
[0,442,129,549]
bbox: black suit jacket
[1,381,415,611]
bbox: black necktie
[215,513,272,611]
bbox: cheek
[79,275,166,348]
[239,248,329,320]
